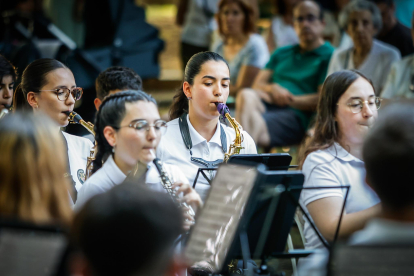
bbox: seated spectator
[370,0,414,57]
[0,112,72,226]
[71,182,185,276]
[328,0,401,93]
[266,0,300,53]
[380,10,414,100]
[0,55,16,113]
[94,66,143,110]
[236,0,334,147]
[299,70,381,250]
[212,0,269,96]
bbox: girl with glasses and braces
[75,91,202,229]
[298,70,382,251]
[13,58,93,206]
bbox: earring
[187,97,192,100]
[112,145,116,153]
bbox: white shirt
[381,54,414,99]
[156,115,257,201]
[181,0,218,47]
[271,15,299,49]
[299,143,380,249]
[62,132,93,198]
[74,155,189,211]
[327,39,401,93]
[298,218,414,276]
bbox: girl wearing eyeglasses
[298,70,382,250]
[13,58,92,205]
[75,91,202,228]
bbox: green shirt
[265,42,334,129]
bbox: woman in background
[0,54,17,114]
[212,0,269,96]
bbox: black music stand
[0,219,69,276]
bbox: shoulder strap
[179,113,193,155]
[179,113,228,154]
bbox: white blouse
[156,115,257,201]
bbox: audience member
[299,70,381,250]
[0,55,16,113]
[328,0,401,93]
[94,66,143,110]
[236,0,334,147]
[212,0,269,96]
[266,0,300,53]
[370,0,414,57]
[177,0,220,70]
[0,112,72,226]
[380,10,414,100]
[71,182,184,276]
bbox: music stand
[0,219,68,276]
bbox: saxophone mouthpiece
[63,111,70,116]
[216,103,230,117]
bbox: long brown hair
[0,112,72,226]
[216,0,256,36]
[298,70,375,168]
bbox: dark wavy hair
[95,66,143,100]
[216,0,256,36]
[13,58,69,111]
[299,70,375,168]
[92,90,157,174]
[169,51,229,120]
[0,54,17,82]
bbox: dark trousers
[181,41,209,70]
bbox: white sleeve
[165,164,190,185]
[327,50,341,76]
[74,181,107,212]
[378,50,401,92]
[241,131,258,154]
[300,152,344,208]
[380,62,398,99]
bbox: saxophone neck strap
[179,113,227,167]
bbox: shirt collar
[295,41,331,56]
[104,154,127,185]
[186,114,222,146]
[326,143,363,163]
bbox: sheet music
[185,164,258,272]
[0,229,67,276]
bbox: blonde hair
[0,111,72,226]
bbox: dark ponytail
[169,51,229,120]
[92,90,157,173]
[13,58,68,111]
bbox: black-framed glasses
[113,119,168,135]
[38,87,83,101]
[338,97,382,114]
[294,14,319,23]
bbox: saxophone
[215,103,244,162]
[64,111,96,180]
[151,150,196,217]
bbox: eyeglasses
[294,14,319,23]
[38,87,83,101]
[113,119,168,135]
[338,97,382,114]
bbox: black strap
[179,113,227,167]
[61,132,78,203]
